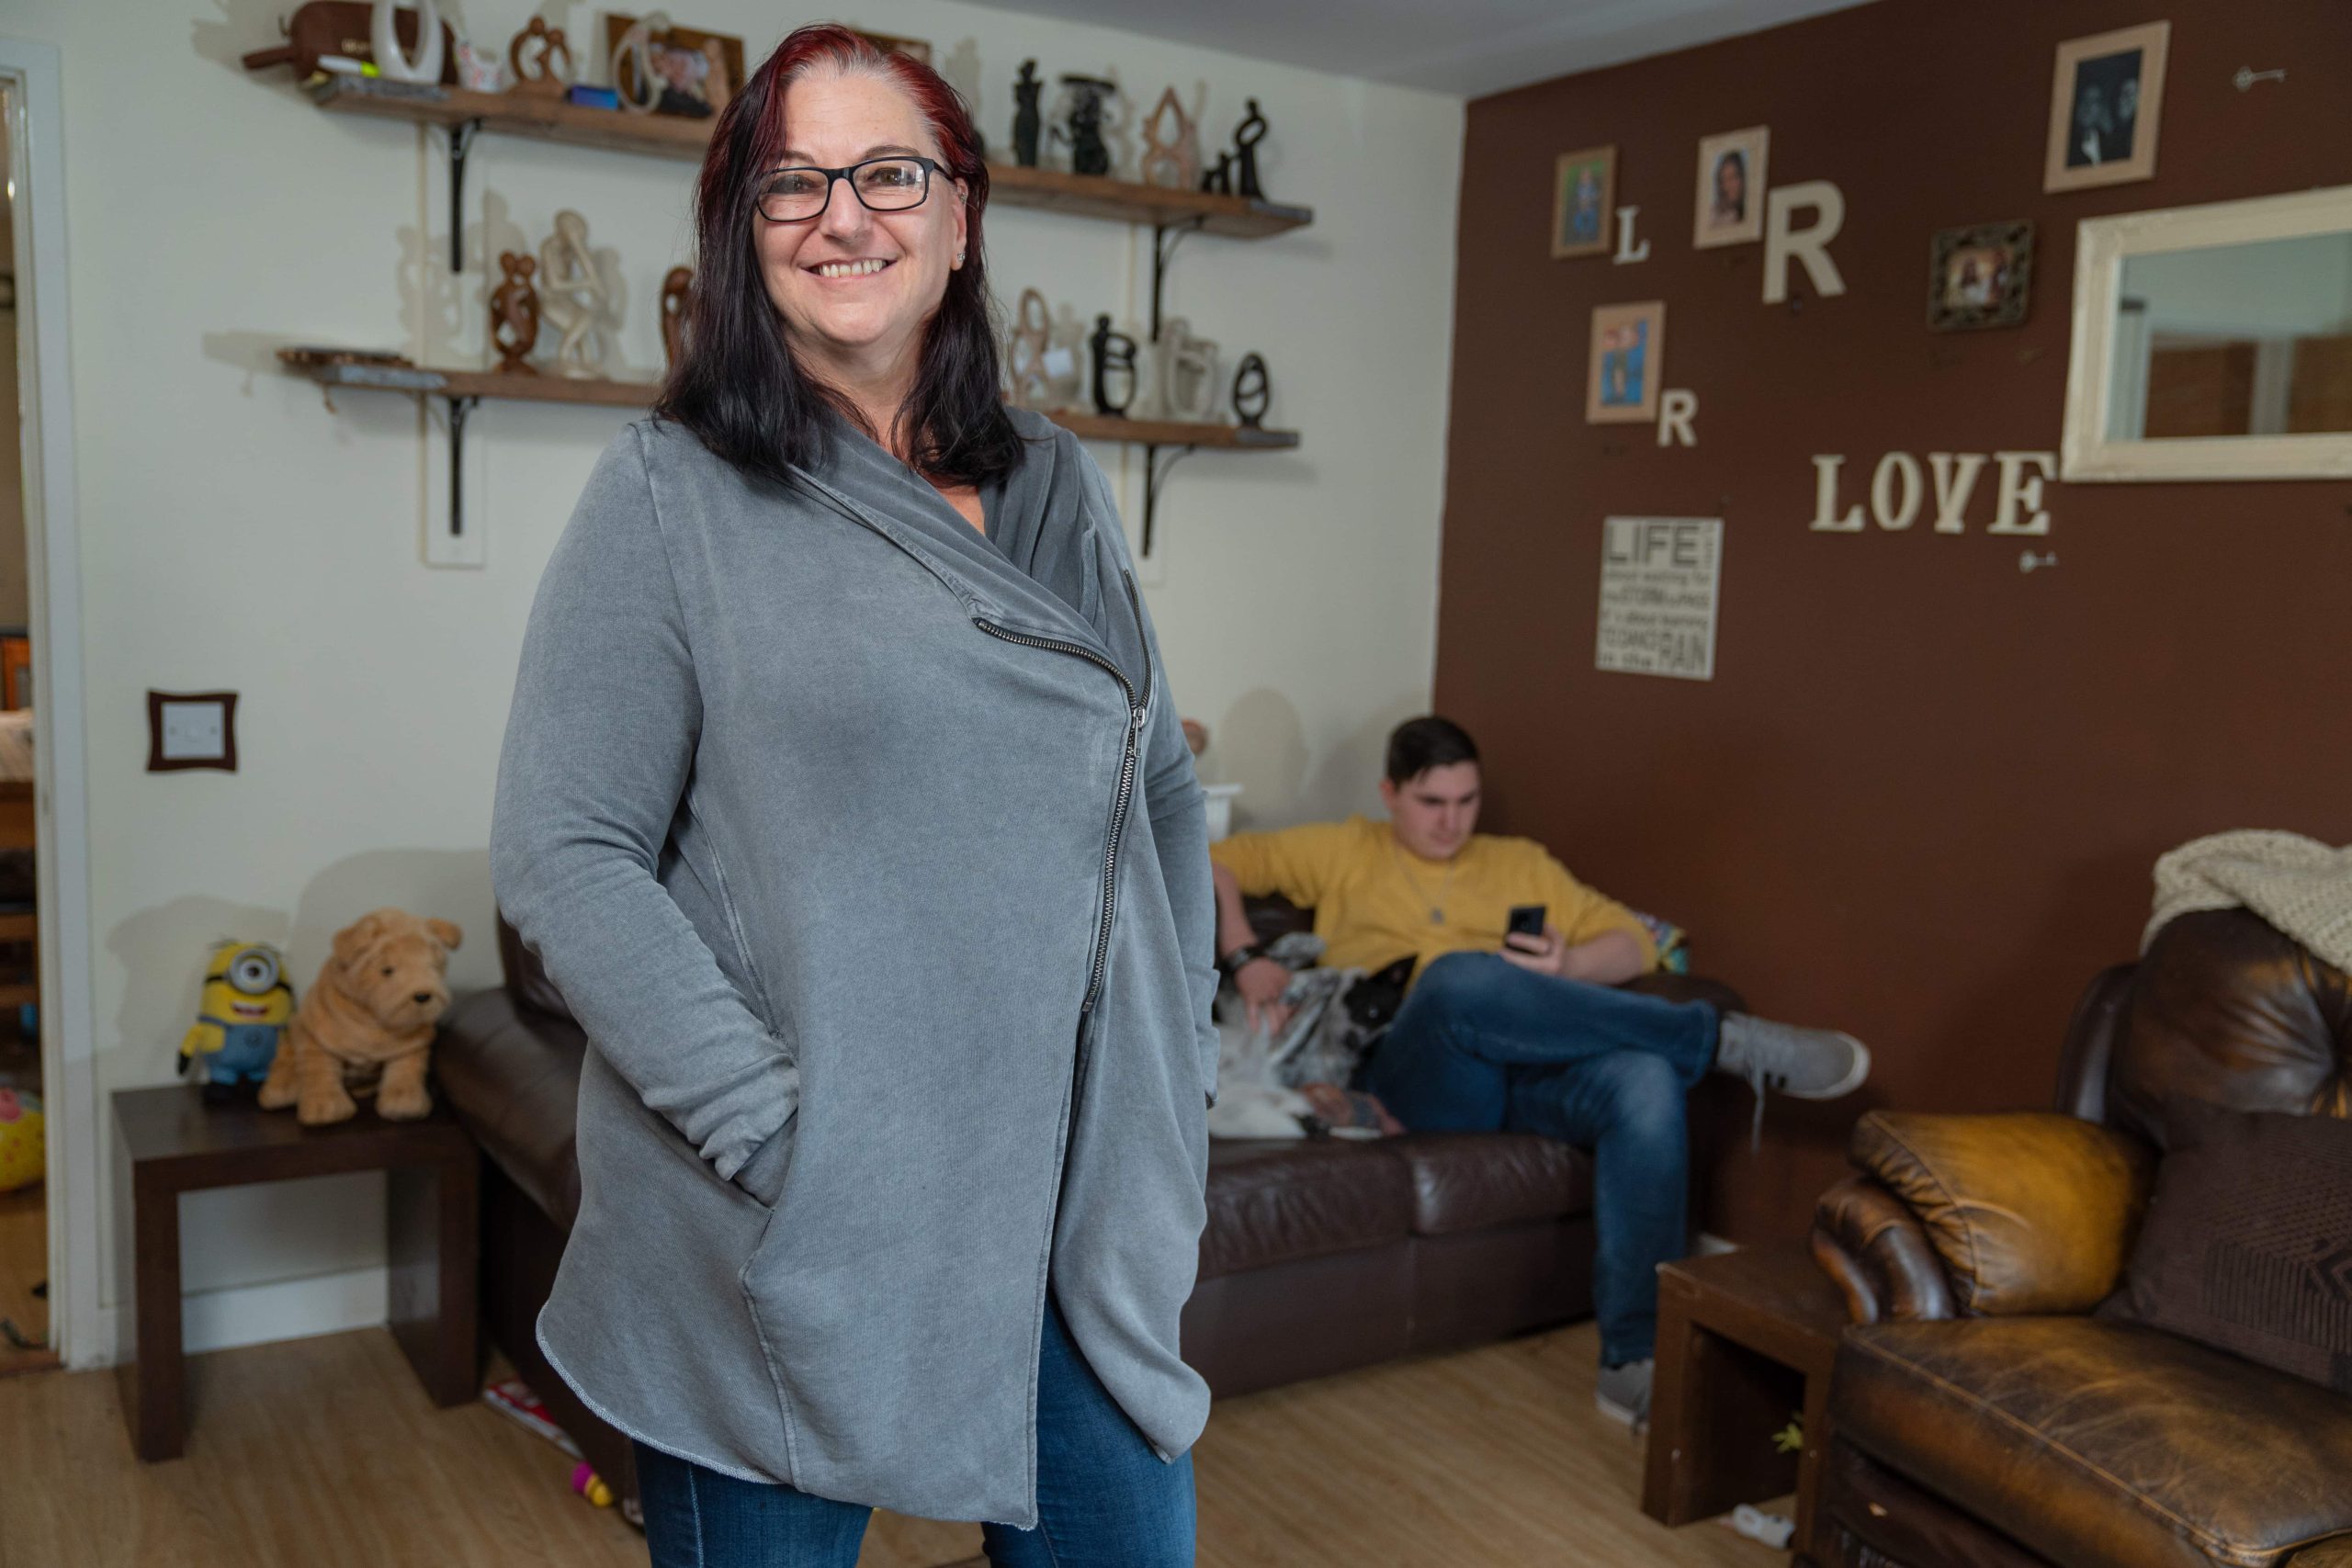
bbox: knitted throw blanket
[2144,829,2352,973]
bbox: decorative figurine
[537,209,613,379]
[1231,351,1271,428]
[1089,315,1139,416]
[1007,288,1053,408]
[610,11,670,116]
[507,15,573,100]
[1012,60,1044,168]
[1045,303,1087,411]
[454,35,505,92]
[1139,86,1198,190]
[491,250,540,374]
[1233,98,1270,199]
[1054,74,1117,177]
[662,266,693,370]
[1155,317,1220,423]
[179,941,296,1104]
[370,0,445,84]
[1199,149,1234,195]
[259,908,461,1126]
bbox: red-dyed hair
[654,23,1024,489]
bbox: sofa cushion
[1835,1317,2352,1568]
[2101,1104,2352,1393]
[1201,1138,1414,1280]
[1381,1130,1590,1237]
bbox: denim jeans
[634,1286,1197,1566]
[1353,950,1718,1366]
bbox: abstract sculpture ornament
[1154,317,1219,423]
[1007,288,1054,409]
[1055,74,1117,177]
[508,16,573,99]
[1231,352,1271,428]
[370,0,445,84]
[1199,150,1234,196]
[610,12,670,116]
[1089,315,1139,416]
[1139,87,1198,191]
[1012,60,1044,167]
[490,251,540,375]
[537,210,612,379]
[1233,98,1270,199]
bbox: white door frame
[1,38,102,1370]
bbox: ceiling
[948,0,1880,99]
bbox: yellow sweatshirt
[1208,814,1656,987]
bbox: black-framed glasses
[755,155,944,222]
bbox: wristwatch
[1216,942,1268,981]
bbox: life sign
[1597,517,1724,682]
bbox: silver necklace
[1389,834,1458,925]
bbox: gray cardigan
[489,408,1219,1528]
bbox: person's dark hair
[1385,716,1480,785]
[653,22,1024,490]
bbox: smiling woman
[492,19,1221,1568]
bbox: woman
[1710,149,1747,226]
[489,23,1218,1565]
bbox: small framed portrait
[1551,145,1617,259]
[1928,221,2034,331]
[1586,301,1666,424]
[1693,126,1769,248]
[2044,21,2169,193]
[605,15,747,118]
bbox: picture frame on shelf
[603,14,744,118]
[1587,300,1665,424]
[1928,220,2033,331]
[1552,145,1616,259]
[2043,20,2169,193]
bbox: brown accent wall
[1437,0,2352,1239]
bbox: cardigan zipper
[971,567,1152,1034]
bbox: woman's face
[755,67,968,373]
[1715,154,1745,211]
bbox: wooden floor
[0,1318,1787,1567]
[0,1183,51,1376]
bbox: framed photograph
[1928,220,2034,331]
[605,15,746,118]
[2044,21,2169,193]
[1692,126,1768,248]
[1551,145,1617,259]
[1586,301,1666,424]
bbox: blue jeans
[634,1287,1196,1566]
[1354,951,1717,1366]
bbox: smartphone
[1504,904,1547,952]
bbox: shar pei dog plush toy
[259,908,462,1125]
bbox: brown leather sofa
[1807,908,2352,1568]
[437,897,1740,1511]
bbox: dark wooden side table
[112,1083,481,1461]
[1640,1242,1847,1560]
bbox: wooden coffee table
[112,1083,480,1461]
[1640,1242,1848,1558]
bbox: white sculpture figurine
[537,210,612,379]
[1154,317,1220,423]
[370,0,445,85]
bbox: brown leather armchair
[1806,908,2352,1568]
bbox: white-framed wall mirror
[2062,184,2352,480]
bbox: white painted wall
[3,0,1460,1358]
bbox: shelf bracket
[445,393,480,537]
[447,118,482,273]
[1148,215,1207,342]
[1140,442,1197,558]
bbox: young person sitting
[1205,716,1870,1425]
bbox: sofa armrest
[1811,1176,1955,1324]
[1844,1111,2155,1317]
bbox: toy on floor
[178,942,294,1103]
[484,1376,614,1509]
[259,908,461,1125]
[571,1463,615,1506]
[0,1088,41,1190]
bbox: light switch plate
[148,690,238,772]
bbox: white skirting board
[92,1266,391,1365]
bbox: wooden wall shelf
[306,75,1313,238]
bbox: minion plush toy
[180,941,295,1103]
